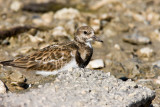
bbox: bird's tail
[0,60,14,66]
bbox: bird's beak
[92,35,103,42]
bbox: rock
[28,35,44,43]
[123,33,151,45]
[132,13,145,22]
[90,0,119,10]
[0,68,155,107]
[107,60,140,79]
[17,46,33,54]
[19,16,27,23]
[105,59,113,66]
[153,76,160,85]
[87,59,104,69]
[10,71,26,83]
[52,26,70,42]
[137,47,154,58]
[152,60,160,67]
[64,20,77,35]
[54,8,81,20]
[32,18,43,25]
[0,80,6,94]
[10,1,22,12]
[114,44,121,50]
[52,26,68,36]
[90,18,100,32]
[41,12,54,25]
[136,79,154,89]
[151,29,160,41]
[103,28,117,37]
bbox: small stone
[29,35,44,43]
[19,16,27,23]
[152,60,160,67]
[38,85,43,88]
[151,29,160,41]
[10,1,22,12]
[17,46,33,54]
[153,76,160,85]
[0,80,6,94]
[90,18,100,32]
[41,12,54,25]
[114,44,120,50]
[87,59,104,69]
[137,47,154,58]
[105,59,113,66]
[10,71,26,83]
[64,20,77,35]
[123,33,151,45]
[52,26,68,36]
[54,8,80,20]
[132,13,145,22]
[32,17,43,25]
[103,28,116,37]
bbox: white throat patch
[85,42,92,48]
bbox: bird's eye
[84,31,88,34]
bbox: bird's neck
[75,41,93,68]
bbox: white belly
[36,58,78,76]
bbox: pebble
[123,33,151,45]
[114,44,121,50]
[10,71,26,83]
[10,1,22,12]
[29,35,44,43]
[17,46,33,54]
[152,60,160,67]
[137,47,154,58]
[132,13,145,22]
[90,18,100,32]
[151,29,160,41]
[41,12,54,25]
[87,59,104,69]
[32,18,43,25]
[64,20,77,35]
[153,76,160,85]
[52,26,68,36]
[103,28,116,37]
[0,80,6,94]
[54,8,81,20]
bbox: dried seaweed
[0,25,55,40]
[0,26,34,40]
[22,1,71,13]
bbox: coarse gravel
[0,68,155,107]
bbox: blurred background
[0,0,160,105]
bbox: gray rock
[123,33,151,45]
[87,59,104,69]
[137,47,154,58]
[54,8,81,20]
[0,80,6,94]
[0,68,155,107]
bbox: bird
[0,26,103,76]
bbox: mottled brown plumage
[0,26,102,74]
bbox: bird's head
[74,26,103,44]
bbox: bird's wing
[3,43,75,71]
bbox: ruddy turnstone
[0,26,103,76]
